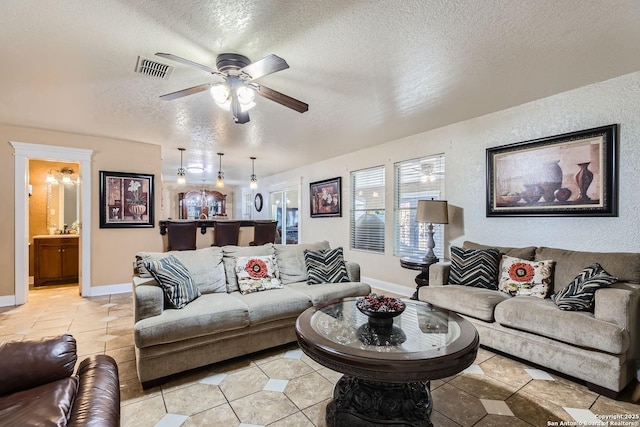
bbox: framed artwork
[310,177,342,218]
[486,124,618,217]
[99,171,155,228]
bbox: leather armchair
[0,334,120,426]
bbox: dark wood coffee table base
[327,376,433,427]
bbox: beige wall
[1,123,163,297]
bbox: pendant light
[216,153,225,188]
[177,148,186,185]
[249,156,258,189]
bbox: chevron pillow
[144,255,201,309]
[448,246,500,289]
[304,247,350,285]
[551,263,617,311]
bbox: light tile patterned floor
[0,285,638,426]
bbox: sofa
[419,241,640,397]
[0,334,120,426]
[132,241,371,387]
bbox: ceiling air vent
[135,56,173,79]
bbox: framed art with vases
[99,171,154,228]
[486,124,618,217]
[310,177,341,218]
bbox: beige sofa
[419,241,640,397]
[132,241,371,387]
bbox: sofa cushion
[494,296,628,354]
[136,247,226,294]
[134,293,250,348]
[274,241,331,284]
[535,247,640,292]
[304,247,350,284]
[229,288,311,325]
[551,263,618,311]
[448,246,500,289]
[222,244,275,292]
[463,241,536,261]
[235,255,283,295]
[420,285,511,322]
[286,281,372,305]
[145,255,201,309]
[498,256,554,298]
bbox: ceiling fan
[156,52,308,124]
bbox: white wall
[236,72,640,293]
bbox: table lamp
[415,199,449,263]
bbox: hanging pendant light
[249,156,258,189]
[216,153,225,188]
[177,148,186,185]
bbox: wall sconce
[216,153,225,188]
[249,156,258,189]
[45,167,78,185]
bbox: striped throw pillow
[304,247,350,285]
[448,246,500,289]
[551,263,617,311]
[145,255,201,309]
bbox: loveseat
[132,241,371,387]
[0,334,120,426]
[419,241,640,397]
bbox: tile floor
[0,285,638,427]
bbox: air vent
[135,56,173,79]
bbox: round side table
[400,256,437,300]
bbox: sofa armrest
[133,276,164,323]
[428,262,450,286]
[68,355,120,427]
[345,261,361,282]
[594,283,640,360]
[0,334,77,396]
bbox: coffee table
[296,297,479,427]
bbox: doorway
[269,188,299,244]
[12,142,93,305]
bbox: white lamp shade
[210,83,230,104]
[416,200,449,224]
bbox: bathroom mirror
[47,182,79,233]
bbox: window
[350,166,385,253]
[394,155,445,258]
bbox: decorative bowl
[356,294,406,326]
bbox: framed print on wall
[99,171,155,228]
[310,177,342,218]
[486,124,618,217]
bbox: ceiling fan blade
[155,52,225,78]
[159,83,211,100]
[230,92,250,124]
[241,54,289,80]
[256,85,308,113]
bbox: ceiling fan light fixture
[210,83,230,104]
[249,156,258,189]
[237,85,256,105]
[216,153,225,188]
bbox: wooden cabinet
[179,190,227,219]
[34,236,79,286]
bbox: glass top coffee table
[296,297,479,427]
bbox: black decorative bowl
[356,297,406,327]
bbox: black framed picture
[310,177,342,218]
[486,124,618,217]
[99,171,154,228]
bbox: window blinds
[350,166,385,253]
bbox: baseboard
[361,276,413,297]
[0,295,16,307]
[87,282,132,297]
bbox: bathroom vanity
[33,235,79,286]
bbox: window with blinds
[350,166,385,253]
[394,155,445,258]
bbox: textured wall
[252,72,640,289]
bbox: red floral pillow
[498,255,554,298]
[235,256,282,295]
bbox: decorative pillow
[235,255,283,295]
[304,247,350,285]
[498,256,555,298]
[551,263,617,311]
[144,255,201,309]
[448,247,500,289]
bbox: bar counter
[158,219,256,235]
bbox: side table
[400,256,437,300]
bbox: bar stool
[249,221,278,246]
[212,221,241,246]
[166,220,198,251]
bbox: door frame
[11,141,93,304]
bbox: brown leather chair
[249,221,278,246]
[212,221,241,246]
[166,220,198,251]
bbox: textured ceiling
[1,0,640,185]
